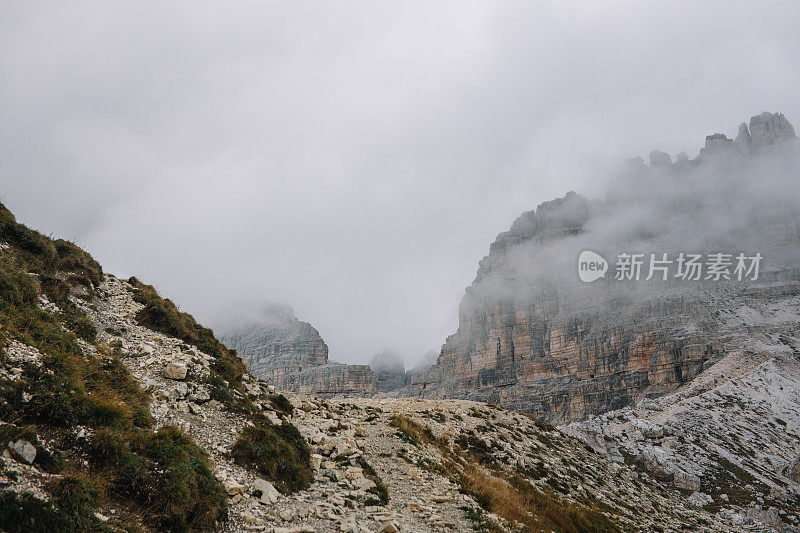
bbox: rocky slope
[391,111,800,531]
[564,299,800,530]
[2,200,772,532]
[221,312,377,397]
[4,111,800,531]
[1,272,740,532]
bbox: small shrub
[231,423,313,493]
[0,353,151,431]
[269,393,294,416]
[127,278,229,359]
[0,476,102,533]
[356,457,389,505]
[51,476,103,531]
[455,435,496,466]
[390,415,436,447]
[62,312,97,343]
[87,425,227,531]
[210,352,246,389]
[0,491,74,533]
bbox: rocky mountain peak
[220,309,378,397]
[369,349,408,393]
[749,111,797,148]
[660,111,796,167]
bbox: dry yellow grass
[391,414,620,533]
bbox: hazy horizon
[3,2,800,366]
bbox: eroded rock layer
[407,112,800,425]
[220,308,377,396]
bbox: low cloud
[1,2,799,364]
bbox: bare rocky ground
[0,274,765,531]
[566,295,800,533]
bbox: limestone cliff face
[369,349,408,392]
[280,363,377,396]
[220,306,377,396]
[409,112,800,424]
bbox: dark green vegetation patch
[231,423,313,493]
[0,202,226,531]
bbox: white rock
[163,362,187,380]
[254,478,281,504]
[138,345,154,357]
[188,387,211,403]
[171,382,188,399]
[223,478,246,496]
[377,521,399,533]
[11,439,37,464]
[354,477,376,490]
[242,511,259,524]
[310,454,324,470]
[686,491,713,508]
[673,470,701,491]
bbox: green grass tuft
[87,425,227,531]
[231,423,313,493]
[127,277,229,359]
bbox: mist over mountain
[4,3,800,530]
[406,112,800,420]
[4,3,800,367]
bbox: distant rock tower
[748,111,796,148]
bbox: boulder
[138,344,154,358]
[635,448,674,482]
[10,439,36,464]
[378,521,400,533]
[163,362,187,380]
[686,491,713,508]
[223,478,246,496]
[253,478,281,504]
[673,470,702,491]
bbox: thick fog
[461,135,800,330]
[2,2,800,365]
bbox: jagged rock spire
[749,111,796,148]
[647,111,796,167]
[649,150,672,168]
[734,122,751,154]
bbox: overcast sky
[2,2,799,365]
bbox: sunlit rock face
[408,112,800,424]
[220,305,377,396]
